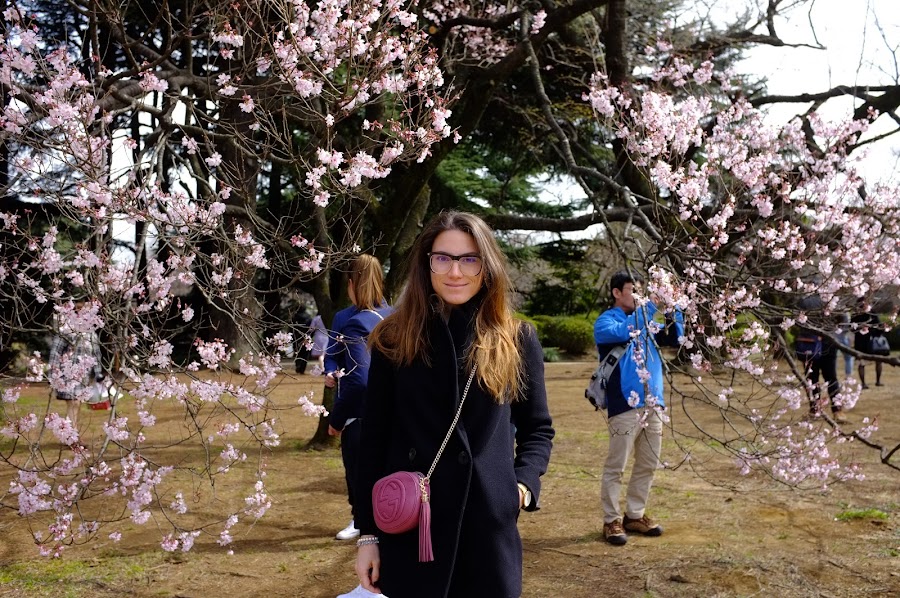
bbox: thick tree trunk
[211,101,261,367]
[383,182,431,297]
[604,0,652,198]
[306,242,340,449]
[604,0,629,87]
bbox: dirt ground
[1,360,899,598]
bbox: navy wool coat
[355,301,554,598]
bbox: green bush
[528,315,553,341]
[529,314,553,327]
[532,315,595,355]
[542,346,562,362]
[886,326,900,350]
[1,342,33,377]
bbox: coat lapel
[427,316,460,413]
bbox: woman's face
[429,230,484,306]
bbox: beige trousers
[601,407,663,523]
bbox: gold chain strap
[422,363,478,496]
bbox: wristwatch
[517,483,532,509]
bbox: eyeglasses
[428,252,483,276]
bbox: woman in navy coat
[354,211,554,598]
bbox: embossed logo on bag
[377,478,406,522]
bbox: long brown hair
[370,211,523,402]
[349,254,385,310]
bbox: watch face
[518,483,532,507]
[521,487,531,506]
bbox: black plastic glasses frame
[428,252,483,276]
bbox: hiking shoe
[833,411,849,424]
[623,514,663,536]
[603,519,627,545]
[335,520,360,541]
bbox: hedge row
[525,314,596,356]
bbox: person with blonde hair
[326,254,393,546]
[353,211,554,598]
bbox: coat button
[457,451,470,465]
[408,448,417,461]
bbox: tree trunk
[306,261,340,449]
[211,100,261,367]
[383,182,431,297]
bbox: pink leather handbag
[372,471,428,534]
[371,364,477,563]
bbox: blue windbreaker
[593,302,683,418]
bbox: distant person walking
[293,306,313,374]
[836,313,854,379]
[853,311,889,388]
[308,313,328,372]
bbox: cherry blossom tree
[580,57,899,481]
[0,0,453,555]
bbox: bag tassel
[418,479,434,562]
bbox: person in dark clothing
[852,311,888,388]
[803,335,843,419]
[354,211,554,598]
[324,306,356,379]
[795,296,844,423]
[293,306,313,374]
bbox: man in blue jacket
[594,270,683,546]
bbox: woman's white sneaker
[335,520,360,540]
[336,584,385,598]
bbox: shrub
[528,315,553,341]
[532,315,595,355]
[886,327,900,350]
[542,346,562,362]
[2,342,34,377]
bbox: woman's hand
[356,543,381,593]
[327,424,342,437]
[323,373,336,388]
